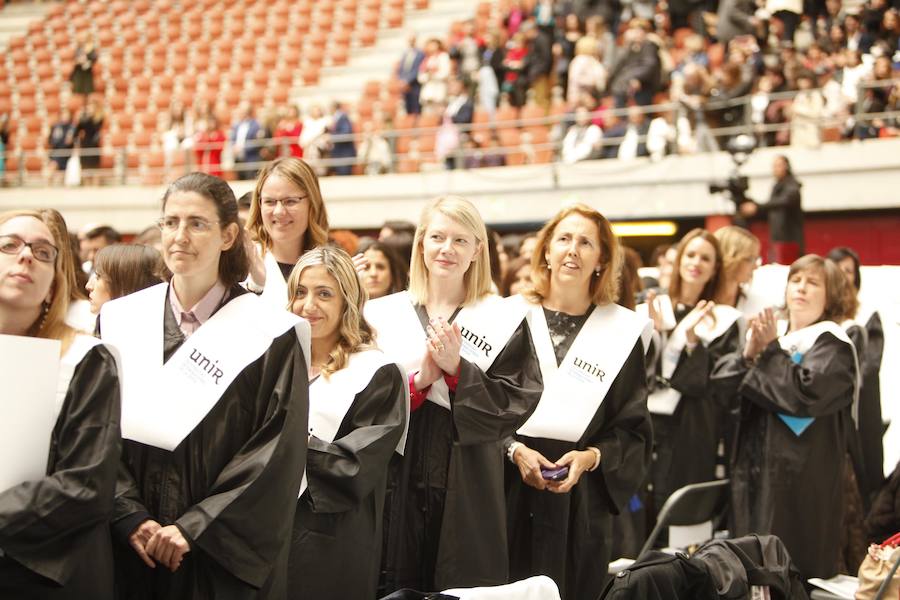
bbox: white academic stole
[101,283,311,451]
[774,319,860,435]
[517,303,652,442]
[640,295,743,415]
[365,291,529,410]
[301,349,409,497]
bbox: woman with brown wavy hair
[504,203,653,599]
[0,208,121,599]
[639,228,744,526]
[712,255,860,579]
[243,157,330,304]
[285,246,407,598]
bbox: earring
[594,268,601,276]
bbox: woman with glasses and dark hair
[100,172,311,599]
[285,246,407,599]
[712,255,860,579]
[828,246,885,503]
[0,209,121,599]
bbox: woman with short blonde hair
[366,195,542,592]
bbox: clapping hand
[743,307,778,360]
[680,300,716,346]
[426,317,462,375]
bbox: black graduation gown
[0,343,121,600]
[859,312,885,502]
[506,338,651,600]
[711,332,856,579]
[648,311,741,514]
[289,363,406,599]
[112,286,309,600]
[385,313,543,593]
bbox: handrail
[2,79,898,185]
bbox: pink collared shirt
[169,281,229,337]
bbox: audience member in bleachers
[300,104,332,176]
[439,78,475,170]
[711,255,859,579]
[75,99,104,186]
[398,33,426,116]
[554,13,583,97]
[419,38,453,113]
[789,70,826,147]
[607,20,662,107]
[69,32,98,103]
[567,37,607,107]
[193,115,226,179]
[450,20,486,85]
[274,105,304,159]
[358,122,393,175]
[48,109,76,185]
[229,102,265,180]
[561,106,602,163]
[618,106,651,159]
[329,102,357,177]
[523,21,554,108]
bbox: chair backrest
[637,479,730,561]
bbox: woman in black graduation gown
[640,229,743,519]
[0,209,121,599]
[366,196,543,592]
[504,205,653,599]
[829,246,885,504]
[101,173,310,599]
[285,246,406,599]
[243,157,330,302]
[711,255,859,579]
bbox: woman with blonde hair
[712,255,859,579]
[0,208,121,599]
[639,228,743,523]
[713,225,764,314]
[243,157,330,304]
[285,246,407,599]
[505,204,652,599]
[365,196,542,592]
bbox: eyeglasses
[261,197,306,211]
[0,234,59,263]
[156,216,220,235]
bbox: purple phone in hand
[541,466,569,481]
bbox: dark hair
[827,246,861,291]
[618,246,644,310]
[381,220,417,238]
[161,172,249,287]
[487,227,502,291]
[93,244,166,299]
[668,228,723,304]
[357,238,409,295]
[501,255,530,297]
[237,191,253,210]
[379,231,414,269]
[85,225,122,244]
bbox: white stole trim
[365,292,528,411]
[517,303,652,442]
[777,319,860,423]
[643,295,743,415]
[260,248,290,307]
[101,283,311,450]
[302,349,410,497]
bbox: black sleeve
[305,364,407,514]
[0,345,121,584]
[669,322,742,398]
[864,312,884,376]
[451,319,544,445]
[586,339,653,514]
[738,332,856,417]
[175,329,309,589]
